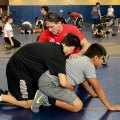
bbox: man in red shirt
[38,12,90,57]
[66,12,84,28]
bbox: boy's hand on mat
[11,42,14,46]
[91,92,98,98]
[108,105,120,111]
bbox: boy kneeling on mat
[31,43,120,112]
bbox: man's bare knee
[72,98,83,112]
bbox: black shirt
[7,42,66,81]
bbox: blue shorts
[92,18,100,25]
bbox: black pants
[4,37,21,47]
[76,17,83,28]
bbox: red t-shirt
[38,24,85,53]
[69,12,82,20]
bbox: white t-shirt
[107,8,114,16]
[4,22,13,37]
[22,21,32,28]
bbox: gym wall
[9,0,120,5]
[9,0,120,25]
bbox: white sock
[0,94,3,101]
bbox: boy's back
[66,56,96,86]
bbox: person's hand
[91,92,98,98]
[11,42,14,46]
[108,105,120,111]
[69,54,80,58]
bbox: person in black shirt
[0,33,81,108]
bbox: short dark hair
[68,12,71,15]
[6,16,12,22]
[96,2,100,5]
[41,6,49,12]
[61,33,82,49]
[35,17,38,20]
[44,12,62,23]
[85,43,107,58]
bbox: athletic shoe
[102,55,109,66]
[21,30,25,34]
[112,33,116,36]
[27,30,31,34]
[4,43,12,50]
[31,90,49,113]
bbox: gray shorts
[38,72,77,104]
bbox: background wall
[9,0,120,5]
[9,5,120,25]
[9,0,120,25]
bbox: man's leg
[31,73,83,112]
[55,97,83,112]
[0,92,32,108]
[31,90,83,113]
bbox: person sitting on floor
[21,20,32,34]
[33,17,43,33]
[3,16,21,49]
[92,18,116,38]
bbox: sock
[48,97,56,106]
[0,94,3,102]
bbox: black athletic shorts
[6,60,38,100]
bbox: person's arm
[78,38,90,56]
[113,9,115,18]
[37,31,48,42]
[68,27,90,58]
[82,81,97,97]
[88,78,120,111]
[69,38,90,58]
[66,17,71,23]
[93,29,98,34]
[58,73,73,90]
[98,9,101,19]
[7,31,14,46]
[29,22,32,28]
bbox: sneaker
[27,30,31,34]
[4,43,12,50]
[21,30,25,34]
[112,33,116,36]
[102,55,109,66]
[31,90,49,113]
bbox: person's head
[109,5,112,8]
[41,6,49,16]
[96,2,100,6]
[35,17,38,21]
[85,43,107,68]
[61,33,81,56]
[44,12,63,35]
[68,12,72,15]
[6,16,13,23]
